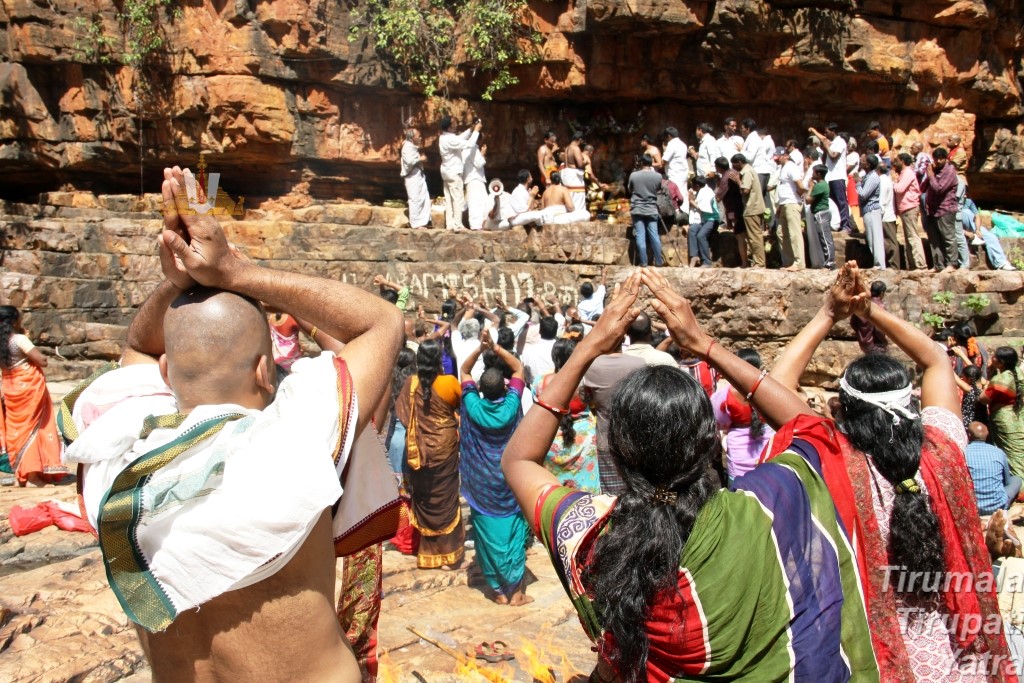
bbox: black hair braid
[582,366,721,680]
[736,348,765,439]
[748,405,765,439]
[838,355,945,596]
[0,306,19,370]
[559,412,577,449]
[551,337,580,450]
[391,347,417,404]
[415,340,442,410]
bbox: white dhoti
[404,170,431,228]
[561,167,587,212]
[441,171,466,230]
[542,205,591,225]
[510,210,545,227]
[465,178,488,230]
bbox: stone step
[4,210,1021,273]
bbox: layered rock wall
[0,1,1022,206]
[2,194,1022,388]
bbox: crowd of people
[3,160,1024,683]
[402,115,1018,273]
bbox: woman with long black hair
[769,264,1013,681]
[0,306,65,486]
[503,270,878,682]
[395,340,465,569]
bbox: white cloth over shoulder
[64,353,359,622]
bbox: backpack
[657,181,677,223]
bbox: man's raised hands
[160,167,246,289]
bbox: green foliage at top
[349,0,543,100]
[74,0,181,70]
[932,290,955,307]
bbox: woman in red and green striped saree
[503,270,879,682]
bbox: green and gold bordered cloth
[97,412,243,633]
[55,361,119,445]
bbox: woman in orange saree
[0,306,65,486]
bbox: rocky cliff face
[0,0,1022,206]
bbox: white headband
[838,376,916,425]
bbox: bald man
[63,167,404,683]
[965,421,1022,515]
[623,312,676,366]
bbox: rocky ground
[0,427,596,682]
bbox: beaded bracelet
[309,326,319,339]
[746,368,769,401]
[535,397,570,417]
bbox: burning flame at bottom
[377,633,588,682]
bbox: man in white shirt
[507,169,544,227]
[623,313,676,367]
[462,142,488,230]
[400,129,431,229]
[484,183,514,231]
[661,127,690,212]
[740,119,763,170]
[808,122,852,234]
[695,123,721,179]
[520,316,558,387]
[785,139,804,170]
[576,268,607,321]
[438,116,481,230]
[717,117,744,159]
[774,147,806,271]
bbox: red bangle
[746,368,769,401]
[704,338,717,362]
[535,398,570,417]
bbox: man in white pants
[462,141,488,230]
[507,170,545,227]
[661,127,689,212]
[438,116,481,230]
[400,129,431,229]
[541,172,590,224]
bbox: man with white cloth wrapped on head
[62,166,405,683]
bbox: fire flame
[454,657,515,682]
[377,628,589,682]
[377,651,400,683]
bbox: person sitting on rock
[505,169,545,228]
[540,172,590,225]
[959,191,1017,271]
[63,166,404,683]
[965,421,1022,515]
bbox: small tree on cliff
[348,0,544,100]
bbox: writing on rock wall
[336,265,590,308]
